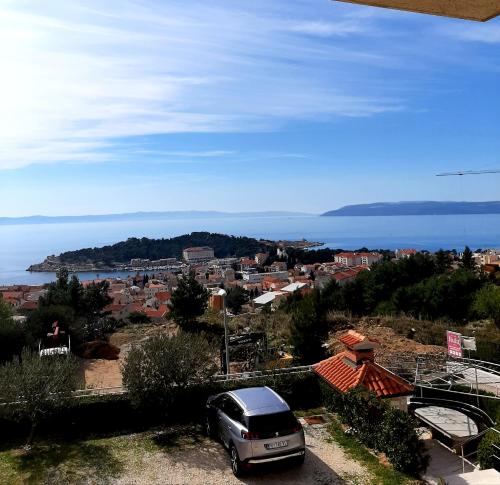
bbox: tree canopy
[0,348,78,446]
[318,252,486,322]
[473,285,500,329]
[168,273,209,327]
[225,286,249,314]
[57,232,268,265]
[122,332,216,411]
[0,299,24,364]
[27,269,112,345]
[289,292,327,365]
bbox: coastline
[26,238,324,273]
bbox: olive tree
[0,299,24,363]
[0,348,78,447]
[122,332,217,410]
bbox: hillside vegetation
[57,232,268,264]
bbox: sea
[1,214,499,286]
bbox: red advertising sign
[446,331,463,358]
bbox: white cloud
[439,23,500,44]
[288,20,366,37]
[0,0,439,170]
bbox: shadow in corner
[241,448,346,484]
[11,441,123,484]
[152,425,230,473]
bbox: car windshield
[248,411,297,434]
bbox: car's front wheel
[230,444,244,477]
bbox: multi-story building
[334,252,382,267]
[182,246,215,262]
[145,283,168,299]
[395,249,417,260]
[270,261,288,272]
[242,271,288,283]
[255,252,269,265]
[356,252,383,266]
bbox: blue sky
[1,0,500,216]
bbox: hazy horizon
[4,200,500,220]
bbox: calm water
[1,214,499,285]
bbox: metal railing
[73,386,125,397]
[0,365,314,404]
[210,365,313,383]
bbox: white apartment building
[334,252,382,267]
[182,246,215,262]
[242,270,289,283]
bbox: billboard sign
[447,331,463,358]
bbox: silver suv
[205,386,305,476]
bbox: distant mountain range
[0,210,311,225]
[322,201,500,217]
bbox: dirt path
[79,325,175,390]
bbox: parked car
[205,386,305,476]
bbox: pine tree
[168,272,209,328]
[462,246,475,271]
[289,293,327,364]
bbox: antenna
[436,169,500,177]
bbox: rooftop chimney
[339,330,378,366]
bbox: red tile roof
[333,272,354,281]
[144,304,169,318]
[338,330,379,348]
[1,291,24,299]
[20,301,38,311]
[336,252,356,258]
[314,351,413,398]
[398,248,417,255]
[314,330,413,398]
[155,291,171,302]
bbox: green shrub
[321,382,428,476]
[377,406,429,475]
[478,430,500,470]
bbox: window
[221,397,244,425]
[247,411,299,438]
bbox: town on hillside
[4,246,500,321]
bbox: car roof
[227,386,290,416]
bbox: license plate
[265,440,288,450]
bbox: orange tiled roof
[336,252,356,258]
[155,291,171,302]
[398,248,417,254]
[144,304,169,318]
[338,330,379,348]
[1,291,24,299]
[20,300,38,310]
[313,351,413,398]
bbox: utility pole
[218,289,230,376]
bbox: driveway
[116,417,371,485]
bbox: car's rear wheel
[230,444,244,477]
